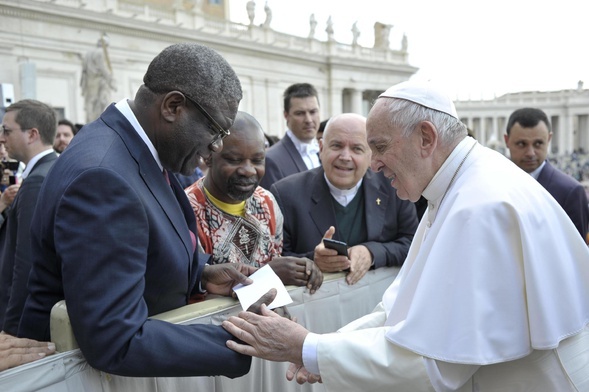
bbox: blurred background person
[260,83,321,189]
[0,99,58,334]
[504,107,589,240]
[53,119,77,154]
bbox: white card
[232,264,293,311]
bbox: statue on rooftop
[246,1,255,26]
[309,13,317,39]
[262,2,272,29]
[373,22,392,49]
[80,33,116,123]
[351,21,360,46]
[326,16,335,42]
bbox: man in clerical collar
[259,83,321,189]
[270,113,418,285]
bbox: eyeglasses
[182,93,230,148]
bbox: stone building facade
[2,0,586,153]
[455,82,589,155]
[0,0,416,136]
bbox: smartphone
[323,238,348,256]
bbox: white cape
[383,138,589,364]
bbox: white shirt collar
[529,160,546,180]
[21,148,54,179]
[286,129,320,155]
[324,173,363,207]
[115,99,163,171]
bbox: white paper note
[232,264,293,311]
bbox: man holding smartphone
[270,113,418,285]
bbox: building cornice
[0,0,414,73]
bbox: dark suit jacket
[259,135,309,190]
[270,167,418,268]
[538,160,589,239]
[0,152,57,334]
[18,104,250,378]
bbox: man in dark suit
[270,113,418,285]
[18,43,266,378]
[259,83,321,189]
[505,107,589,240]
[0,100,58,334]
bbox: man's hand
[222,304,309,364]
[247,289,293,320]
[286,362,322,384]
[346,245,373,285]
[0,333,56,372]
[268,257,323,294]
[0,184,19,212]
[314,226,350,272]
[246,288,277,315]
[202,263,256,296]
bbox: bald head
[320,113,370,190]
[229,111,265,141]
[204,111,267,203]
[323,113,367,141]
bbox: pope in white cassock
[222,80,589,391]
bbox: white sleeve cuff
[302,332,321,375]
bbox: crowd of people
[0,42,588,391]
[550,152,589,183]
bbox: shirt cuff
[302,332,321,375]
[199,263,209,293]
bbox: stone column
[577,114,589,153]
[327,87,342,119]
[479,117,486,146]
[262,79,282,137]
[557,112,574,155]
[564,113,575,154]
[350,88,363,115]
[19,61,37,99]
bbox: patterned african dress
[185,178,283,267]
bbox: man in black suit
[0,100,58,334]
[259,83,321,189]
[18,43,270,378]
[270,113,418,285]
[504,107,589,240]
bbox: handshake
[203,262,320,384]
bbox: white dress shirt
[286,129,320,170]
